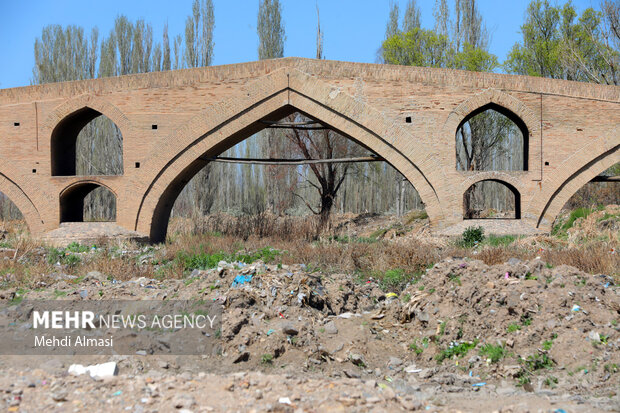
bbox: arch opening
[149,106,428,242]
[456,103,528,171]
[463,179,521,219]
[562,163,620,211]
[0,192,23,221]
[51,107,123,176]
[60,183,116,223]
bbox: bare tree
[403,0,422,32]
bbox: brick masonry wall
[0,57,617,241]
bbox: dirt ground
[0,209,618,412]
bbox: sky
[0,0,598,89]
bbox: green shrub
[460,226,485,248]
[261,354,273,365]
[375,268,408,291]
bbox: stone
[172,394,196,409]
[388,357,403,368]
[51,389,68,402]
[349,353,366,367]
[84,271,105,282]
[324,321,338,334]
[419,368,435,379]
[416,310,430,323]
[588,331,601,342]
[281,323,299,336]
[344,370,361,379]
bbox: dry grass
[0,208,617,290]
[168,213,322,242]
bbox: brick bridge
[0,57,618,242]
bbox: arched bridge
[0,57,618,242]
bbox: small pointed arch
[59,181,117,222]
[463,179,521,219]
[45,96,129,176]
[442,88,539,172]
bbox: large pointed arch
[134,68,444,241]
[0,169,44,233]
[536,140,619,229]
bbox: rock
[416,310,430,323]
[344,370,361,379]
[84,271,105,282]
[158,360,170,369]
[172,394,196,409]
[419,368,435,379]
[281,323,299,336]
[324,321,338,334]
[68,362,118,379]
[388,357,403,368]
[233,352,250,363]
[349,353,366,367]
[51,389,68,402]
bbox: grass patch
[369,227,389,240]
[409,337,429,355]
[176,247,282,270]
[484,234,516,247]
[507,323,521,333]
[436,340,478,364]
[552,207,599,235]
[404,210,428,224]
[515,353,555,385]
[479,343,505,363]
[328,235,377,244]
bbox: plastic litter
[278,397,292,405]
[68,361,118,379]
[267,329,275,336]
[112,390,122,396]
[232,274,253,287]
[571,304,581,312]
[386,292,398,298]
[472,382,486,387]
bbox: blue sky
[0,0,597,89]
